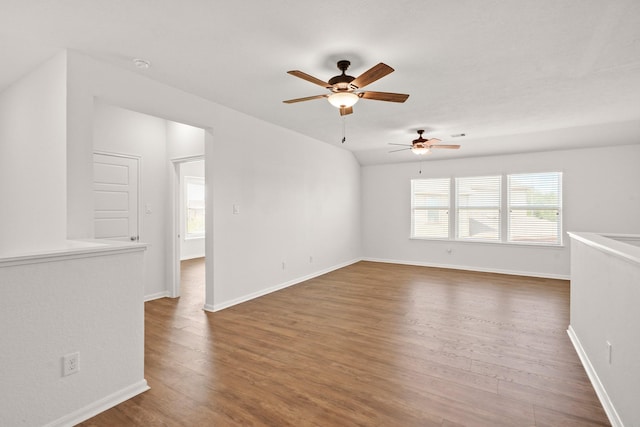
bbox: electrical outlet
[63,352,80,376]
[309,256,313,263]
[281,261,286,270]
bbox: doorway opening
[178,257,206,311]
[171,157,205,303]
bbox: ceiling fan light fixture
[411,146,431,155]
[327,92,359,108]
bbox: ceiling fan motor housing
[413,130,428,144]
[329,60,355,91]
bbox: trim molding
[567,326,623,427]
[362,257,569,280]
[44,379,149,427]
[567,232,640,266]
[144,290,170,302]
[0,241,147,268]
[208,258,362,312]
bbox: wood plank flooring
[79,259,609,426]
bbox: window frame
[410,178,451,240]
[455,175,502,242]
[184,175,205,239]
[409,172,563,247]
[507,172,563,246]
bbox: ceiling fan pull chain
[341,116,346,144]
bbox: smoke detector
[133,58,151,69]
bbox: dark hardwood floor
[79,259,609,426]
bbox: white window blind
[508,172,562,245]
[456,175,501,241]
[411,178,450,239]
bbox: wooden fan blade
[389,147,411,153]
[350,63,394,89]
[426,138,442,144]
[430,144,461,149]
[388,143,412,147]
[359,91,409,103]
[340,106,353,116]
[287,70,331,88]
[283,94,328,104]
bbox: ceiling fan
[283,60,409,116]
[389,130,461,155]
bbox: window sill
[185,235,205,241]
[409,236,565,249]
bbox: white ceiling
[2,0,640,165]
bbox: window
[185,176,205,238]
[410,172,562,246]
[456,175,501,241]
[508,172,562,245]
[411,178,450,239]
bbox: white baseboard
[144,290,170,302]
[208,258,362,312]
[362,257,570,280]
[206,257,566,313]
[44,379,149,427]
[567,326,623,427]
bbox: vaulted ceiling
[2,0,639,164]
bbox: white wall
[166,120,205,160]
[568,233,640,426]
[0,246,147,427]
[0,53,150,427]
[0,52,67,254]
[179,160,205,260]
[211,120,361,308]
[65,51,362,310]
[362,144,640,278]
[93,102,169,298]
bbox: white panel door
[93,153,139,241]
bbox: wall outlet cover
[63,352,80,376]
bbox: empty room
[1,1,639,426]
